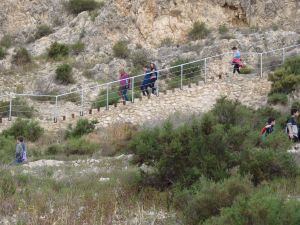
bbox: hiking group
[119,63,158,102]
[261,108,300,143]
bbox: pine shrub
[55,64,74,84]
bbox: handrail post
[180,65,183,90]
[204,58,207,83]
[8,94,12,121]
[106,84,109,110]
[260,53,263,78]
[80,89,84,116]
[131,77,135,103]
[54,96,58,123]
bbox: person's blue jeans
[121,88,129,101]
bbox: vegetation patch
[12,48,31,65]
[55,64,74,85]
[48,42,70,60]
[267,93,288,105]
[67,0,102,14]
[188,22,210,40]
[35,24,53,39]
[113,41,129,59]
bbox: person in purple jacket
[119,69,130,102]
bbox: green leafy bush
[188,22,210,40]
[12,47,31,65]
[113,41,129,58]
[35,24,53,39]
[0,97,35,118]
[0,47,6,59]
[203,187,300,225]
[0,136,15,164]
[0,35,12,48]
[2,118,44,142]
[71,41,85,55]
[55,64,74,85]
[268,93,288,105]
[240,148,297,185]
[218,24,229,34]
[240,66,253,74]
[64,138,98,155]
[174,176,253,225]
[66,119,96,138]
[48,42,69,60]
[67,0,100,14]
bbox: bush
[203,187,300,225]
[174,176,253,225]
[67,0,100,14]
[113,41,129,59]
[240,148,298,185]
[92,89,120,108]
[0,47,6,59]
[0,35,12,48]
[35,24,53,39]
[2,118,44,142]
[268,56,300,94]
[46,144,63,155]
[66,119,96,138]
[71,41,85,55]
[64,138,98,155]
[160,38,173,47]
[48,42,69,60]
[12,47,31,65]
[188,22,210,40]
[130,49,149,67]
[55,64,74,85]
[218,24,229,34]
[239,66,253,74]
[0,170,16,198]
[0,97,35,118]
[0,136,15,164]
[268,93,288,105]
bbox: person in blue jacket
[141,65,151,96]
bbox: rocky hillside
[0,0,299,95]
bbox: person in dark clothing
[260,117,275,141]
[287,108,299,142]
[149,62,158,95]
[141,66,151,96]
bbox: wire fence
[0,44,299,123]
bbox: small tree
[188,22,210,40]
[55,64,74,85]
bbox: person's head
[268,117,276,126]
[291,108,299,117]
[232,47,238,52]
[17,136,24,143]
[143,65,149,72]
[119,69,125,75]
[150,62,156,69]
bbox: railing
[0,44,299,123]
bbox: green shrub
[113,41,129,59]
[66,119,96,138]
[174,176,253,225]
[240,66,253,74]
[0,170,16,198]
[0,97,35,118]
[203,187,300,225]
[46,144,63,155]
[0,47,6,59]
[0,35,12,48]
[67,0,100,14]
[48,42,69,60]
[268,93,288,105]
[2,118,44,142]
[218,24,229,34]
[35,24,53,39]
[130,49,149,67]
[188,22,210,40]
[268,56,300,94]
[64,138,98,155]
[12,47,31,65]
[71,41,85,55]
[92,89,120,108]
[55,64,74,85]
[240,148,298,185]
[0,136,15,164]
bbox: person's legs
[141,85,148,96]
[122,89,129,101]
